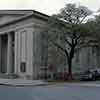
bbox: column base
[5,73,19,79]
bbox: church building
[0,10,48,79]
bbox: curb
[52,83,100,88]
[1,81,100,87]
[71,84,100,87]
[0,83,50,87]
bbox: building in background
[48,35,100,75]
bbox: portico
[0,32,15,74]
[0,10,48,79]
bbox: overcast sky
[0,0,100,15]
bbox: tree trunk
[67,44,75,80]
[68,59,73,80]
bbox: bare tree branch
[53,42,69,58]
[63,37,72,47]
[78,15,87,24]
[74,34,81,45]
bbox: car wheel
[92,76,96,81]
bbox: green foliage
[85,14,100,39]
[47,3,92,76]
[48,3,92,53]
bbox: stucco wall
[72,46,100,73]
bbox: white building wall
[0,13,48,79]
[32,27,42,79]
[15,26,34,78]
[72,46,100,74]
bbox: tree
[48,3,92,79]
[85,11,100,39]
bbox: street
[0,84,100,100]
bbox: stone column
[0,36,2,73]
[7,33,12,74]
[14,31,18,73]
[26,28,33,76]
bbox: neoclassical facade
[0,10,48,79]
[0,10,100,79]
[72,36,100,73]
[48,35,100,74]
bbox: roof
[0,10,49,17]
[0,10,50,28]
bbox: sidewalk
[0,78,49,87]
[51,81,100,87]
[0,78,100,87]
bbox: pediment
[0,10,33,25]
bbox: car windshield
[83,70,91,74]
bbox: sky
[0,0,100,15]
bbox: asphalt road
[0,84,100,100]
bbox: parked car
[80,70,94,81]
[80,68,100,81]
[91,68,100,80]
